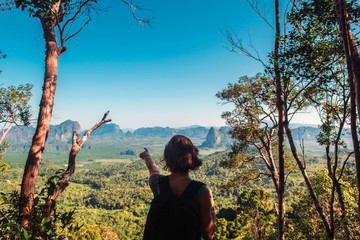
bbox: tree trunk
[334,0,360,221]
[284,121,334,239]
[334,180,350,239]
[274,0,285,239]
[348,67,360,224]
[0,119,16,144]
[18,20,62,230]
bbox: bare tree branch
[338,151,354,181]
[64,17,91,43]
[223,27,268,69]
[121,0,152,26]
[245,0,275,31]
[43,111,111,221]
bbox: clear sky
[0,0,319,130]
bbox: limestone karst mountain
[48,120,82,142]
[199,127,232,149]
[90,123,124,137]
[133,126,209,139]
[5,119,330,152]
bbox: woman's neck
[170,171,190,178]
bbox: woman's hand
[140,148,160,189]
[140,148,151,159]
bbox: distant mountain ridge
[91,123,124,137]
[6,120,343,152]
[7,120,82,143]
[131,126,210,139]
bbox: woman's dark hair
[162,135,202,173]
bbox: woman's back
[141,135,216,240]
[156,173,192,196]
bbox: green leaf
[41,217,47,225]
[23,228,29,240]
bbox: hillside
[7,120,351,155]
[5,121,231,152]
[1,151,244,239]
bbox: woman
[140,135,216,240]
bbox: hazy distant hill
[176,126,209,138]
[6,125,34,143]
[48,120,82,142]
[5,121,213,151]
[134,127,177,138]
[6,122,210,145]
[7,120,83,151]
[133,126,209,139]
[7,120,343,152]
[7,120,81,144]
[291,126,320,141]
[90,123,124,137]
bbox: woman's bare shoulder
[148,173,161,188]
[199,186,213,202]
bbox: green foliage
[217,1,360,240]
[13,0,68,20]
[0,84,33,127]
[6,152,239,239]
[11,0,98,28]
[279,0,359,114]
[216,74,275,185]
[217,73,297,191]
[0,170,82,239]
[288,169,360,239]
[0,50,6,74]
[69,225,120,240]
[0,84,32,174]
[216,74,275,133]
[214,189,277,240]
[0,141,11,174]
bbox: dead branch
[62,0,92,43]
[121,0,152,26]
[43,111,111,221]
[224,28,268,69]
[338,151,354,181]
[245,0,275,32]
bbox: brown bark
[334,180,350,239]
[274,0,285,239]
[332,108,351,239]
[334,0,360,222]
[284,121,334,239]
[18,18,63,230]
[43,112,111,220]
[349,69,360,223]
[0,119,16,145]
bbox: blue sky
[0,0,319,130]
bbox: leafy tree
[0,0,149,230]
[215,189,277,240]
[0,84,32,173]
[334,0,360,221]
[223,0,360,239]
[0,50,32,174]
[288,169,360,239]
[69,225,120,240]
[223,1,291,238]
[0,171,81,239]
[282,1,360,238]
[216,72,296,207]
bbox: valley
[1,120,356,239]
